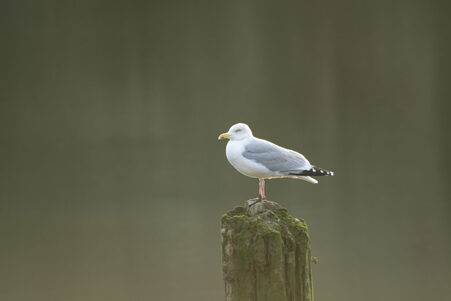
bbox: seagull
[218,123,333,201]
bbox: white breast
[225,139,272,178]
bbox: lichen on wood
[221,200,313,301]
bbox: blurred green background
[1,1,450,300]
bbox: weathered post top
[221,200,313,301]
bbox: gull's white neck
[226,138,249,160]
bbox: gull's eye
[235,129,242,133]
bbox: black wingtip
[290,166,334,177]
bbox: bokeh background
[1,1,450,300]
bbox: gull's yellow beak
[218,133,231,140]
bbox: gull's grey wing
[242,138,311,173]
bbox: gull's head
[218,123,253,141]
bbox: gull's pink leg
[258,178,266,200]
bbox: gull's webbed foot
[246,197,261,207]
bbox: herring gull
[218,123,334,200]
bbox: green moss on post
[221,200,313,301]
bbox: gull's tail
[297,176,319,184]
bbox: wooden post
[221,200,313,301]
